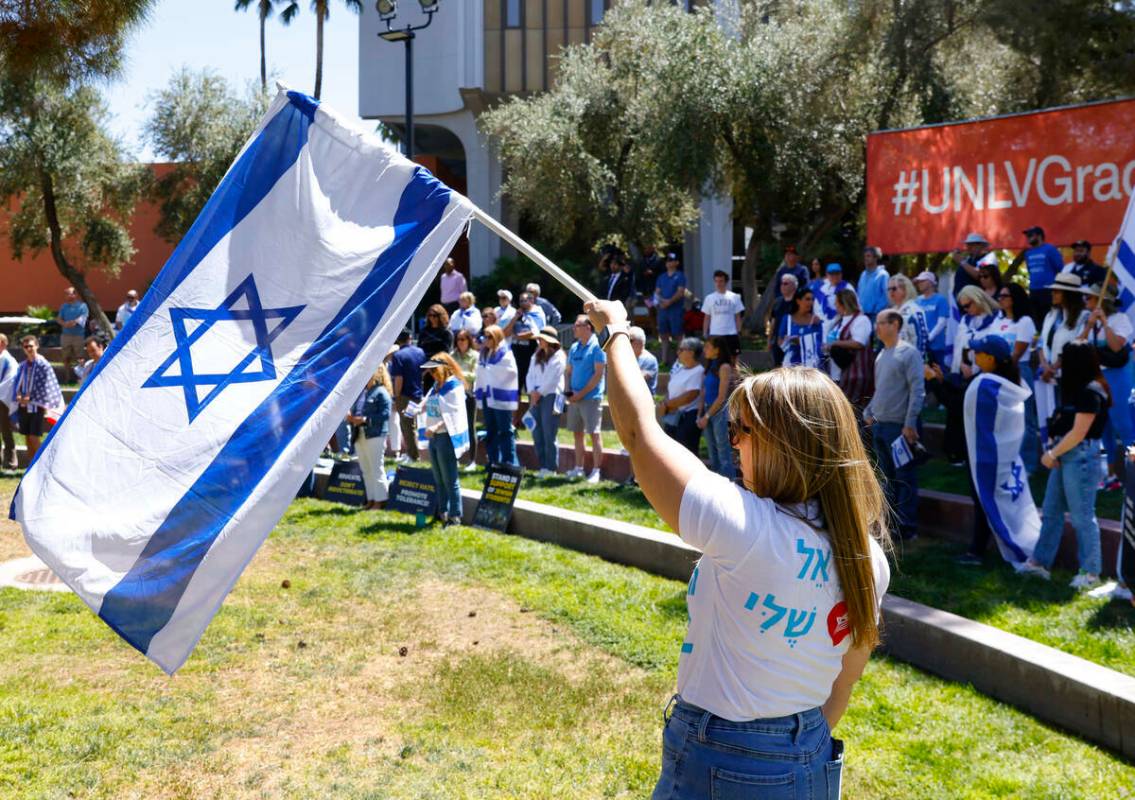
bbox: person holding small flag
[526,326,566,477]
[12,335,63,463]
[420,353,472,526]
[864,309,924,542]
[475,325,520,468]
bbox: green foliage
[143,68,271,242]
[469,253,589,319]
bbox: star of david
[1000,462,1025,503]
[143,274,304,423]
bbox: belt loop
[663,694,678,725]
[793,713,805,746]
[697,710,711,743]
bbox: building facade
[358,0,734,297]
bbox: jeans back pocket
[711,766,796,800]
[826,737,845,800]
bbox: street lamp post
[375,0,441,161]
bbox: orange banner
[866,99,1135,254]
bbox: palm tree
[234,0,281,92]
[310,0,362,100]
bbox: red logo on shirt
[827,601,850,646]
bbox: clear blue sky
[102,0,361,159]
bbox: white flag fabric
[964,373,1040,566]
[10,89,473,673]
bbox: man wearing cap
[654,252,687,365]
[772,245,809,291]
[1018,226,1062,322]
[856,246,890,321]
[816,263,851,332]
[496,290,517,342]
[1062,240,1107,288]
[864,309,925,541]
[914,271,949,367]
[388,328,426,463]
[951,233,996,298]
[115,289,139,332]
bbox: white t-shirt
[828,314,871,382]
[677,471,891,721]
[705,291,744,335]
[1010,316,1037,362]
[667,362,705,412]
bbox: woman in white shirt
[1079,284,1133,487]
[658,338,705,455]
[1037,274,1090,443]
[448,291,482,336]
[584,299,890,800]
[526,327,567,477]
[887,274,929,358]
[996,283,1039,473]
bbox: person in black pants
[658,337,705,455]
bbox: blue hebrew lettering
[795,539,815,580]
[785,607,817,639]
[688,566,699,596]
[760,594,788,632]
[812,549,831,583]
[744,592,759,611]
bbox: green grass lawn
[457,468,1135,678]
[0,476,1131,797]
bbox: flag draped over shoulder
[964,373,1040,566]
[10,89,474,673]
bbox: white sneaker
[394,453,411,465]
[463,463,478,472]
[565,467,584,479]
[1016,561,1051,580]
[536,468,553,478]
[1069,572,1101,590]
[586,469,601,484]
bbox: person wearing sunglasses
[11,335,63,463]
[583,297,890,800]
[886,274,929,359]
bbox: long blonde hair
[428,351,463,384]
[368,364,393,394]
[728,367,891,649]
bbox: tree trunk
[314,9,324,100]
[259,13,267,93]
[40,171,113,338]
[741,225,767,335]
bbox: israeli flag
[1108,189,1135,330]
[964,373,1040,566]
[10,89,473,673]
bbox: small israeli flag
[964,373,1040,566]
[11,89,473,673]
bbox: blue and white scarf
[474,345,519,410]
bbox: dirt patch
[128,579,643,799]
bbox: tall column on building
[686,195,734,299]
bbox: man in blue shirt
[55,286,88,380]
[654,253,687,366]
[1019,225,1062,323]
[507,291,546,392]
[772,245,809,292]
[564,315,607,484]
[856,247,890,321]
[389,328,426,463]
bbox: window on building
[505,0,521,27]
[589,0,606,26]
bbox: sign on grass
[387,466,438,517]
[323,459,367,507]
[473,464,522,532]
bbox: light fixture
[376,0,397,18]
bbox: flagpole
[469,205,597,305]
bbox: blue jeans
[704,408,735,479]
[531,394,560,471]
[428,432,462,519]
[1033,439,1102,574]
[871,422,918,538]
[1019,366,1039,474]
[652,698,842,800]
[1102,363,1134,466]
[482,403,518,467]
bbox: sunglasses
[996,292,1011,300]
[22,344,35,350]
[886,286,901,292]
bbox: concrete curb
[457,487,1135,759]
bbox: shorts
[61,337,84,362]
[566,396,602,433]
[17,407,44,437]
[657,305,685,336]
[711,333,741,357]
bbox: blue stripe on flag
[1114,241,1135,312]
[9,94,316,521]
[97,166,454,656]
[450,430,469,449]
[974,379,1028,562]
[492,388,519,402]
